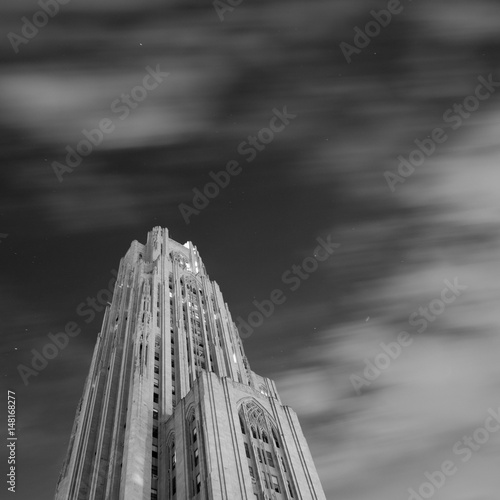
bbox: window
[196,473,201,493]
[249,466,255,479]
[193,426,197,443]
[194,448,199,467]
[152,427,158,438]
[257,448,263,463]
[154,378,159,387]
[251,427,257,439]
[261,432,268,443]
[272,429,280,448]
[153,393,159,404]
[154,352,159,361]
[244,442,250,458]
[172,476,176,494]
[271,475,280,493]
[151,489,157,500]
[261,472,268,489]
[266,451,274,467]
[287,480,294,498]
[153,409,158,420]
[280,456,287,472]
[152,465,158,475]
[154,366,159,374]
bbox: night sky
[2,1,500,499]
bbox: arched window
[238,400,294,498]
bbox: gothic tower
[55,227,326,500]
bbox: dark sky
[2,1,500,499]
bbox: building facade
[55,227,326,500]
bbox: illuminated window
[271,475,280,493]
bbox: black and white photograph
[2,1,500,499]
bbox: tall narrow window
[271,475,280,493]
[261,472,268,489]
[194,448,199,467]
[244,442,250,458]
[272,429,280,448]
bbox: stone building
[55,227,326,500]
